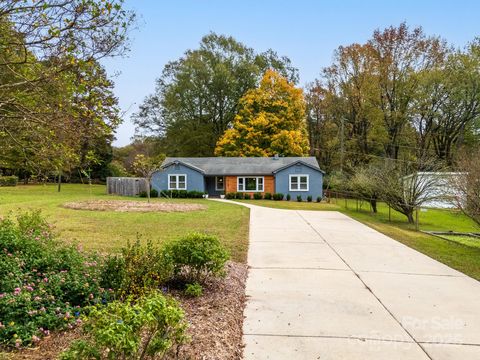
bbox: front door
[205,176,225,197]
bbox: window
[237,177,264,192]
[215,176,224,191]
[289,174,309,191]
[168,174,187,190]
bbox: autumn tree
[215,70,310,157]
[132,33,298,156]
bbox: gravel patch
[62,200,207,212]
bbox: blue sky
[103,0,480,146]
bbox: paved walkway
[227,202,480,360]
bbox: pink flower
[13,288,21,295]
[43,278,48,283]
[15,339,22,348]
[33,296,41,301]
[89,293,94,300]
[31,335,40,343]
[0,293,5,298]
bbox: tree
[375,158,442,225]
[0,1,133,181]
[133,154,165,203]
[215,70,310,157]
[450,150,480,226]
[348,166,380,213]
[132,33,298,156]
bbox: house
[151,156,325,200]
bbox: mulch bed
[8,261,248,360]
[62,200,207,213]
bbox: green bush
[307,195,312,202]
[108,240,172,298]
[273,193,284,201]
[162,190,205,199]
[139,191,148,198]
[316,196,322,203]
[297,195,302,202]
[263,192,272,200]
[0,211,108,347]
[253,193,263,200]
[60,292,188,360]
[187,190,205,198]
[162,233,229,283]
[225,192,236,200]
[243,193,251,200]
[0,175,18,187]
[150,189,159,198]
[286,194,291,201]
[235,192,243,199]
[184,283,203,298]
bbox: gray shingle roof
[161,157,323,175]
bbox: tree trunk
[146,179,151,203]
[370,199,377,213]
[57,172,62,192]
[406,211,414,224]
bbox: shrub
[286,194,291,201]
[297,195,302,202]
[150,189,159,198]
[225,192,236,200]
[263,192,272,200]
[139,191,148,198]
[0,175,18,187]
[243,193,251,200]
[307,195,312,202]
[235,192,243,199]
[316,196,322,203]
[107,239,172,298]
[184,283,203,298]
[162,233,229,283]
[253,193,263,200]
[177,190,188,198]
[187,190,204,198]
[273,193,284,201]
[60,292,188,360]
[0,211,108,347]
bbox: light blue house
[151,156,325,200]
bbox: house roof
[161,157,324,176]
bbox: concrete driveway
[237,203,480,360]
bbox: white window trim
[289,174,309,192]
[168,174,187,190]
[237,176,264,192]
[215,176,224,191]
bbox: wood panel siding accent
[225,175,275,194]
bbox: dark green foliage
[286,194,291,201]
[225,192,236,199]
[243,193,251,200]
[187,190,205,198]
[253,193,263,200]
[307,196,312,202]
[0,176,18,186]
[316,196,322,203]
[235,192,243,199]
[150,189,159,198]
[139,191,148,198]
[162,233,229,283]
[263,192,272,200]
[297,195,302,202]
[184,283,203,298]
[60,292,188,360]
[0,211,108,347]
[162,190,204,199]
[273,193,284,201]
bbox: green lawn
[0,184,250,262]
[239,198,480,280]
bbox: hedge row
[0,176,18,187]
[225,192,285,200]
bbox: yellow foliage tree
[215,70,310,157]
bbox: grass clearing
[0,184,249,262]
[239,198,480,280]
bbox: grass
[0,184,250,262]
[430,234,480,249]
[238,198,480,280]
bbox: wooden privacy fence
[106,177,148,196]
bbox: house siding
[275,163,323,200]
[151,163,205,193]
[225,175,275,195]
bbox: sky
[103,0,480,146]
